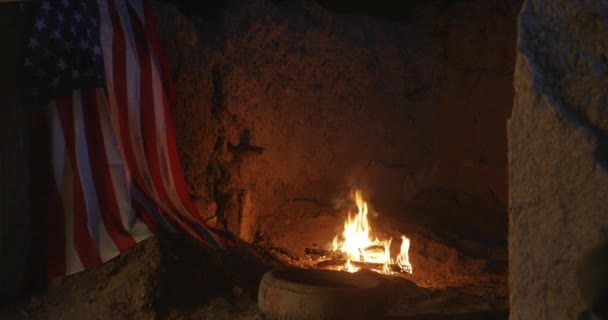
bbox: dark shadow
[384,309,509,320]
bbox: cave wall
[510,0,608,319]
[153,0,520,244]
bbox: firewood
[305,245,385,255]
[314,258,410,274]
[305,245,387,261]
[304,247,332,256]
[304,248,344,259]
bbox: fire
[331,190,413,274]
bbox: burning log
[314,258,411,274]
[304,190,413,276]
[305,245,387,261]
[304,247,338,258]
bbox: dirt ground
[0,220,508,320]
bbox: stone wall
[154,0,521,245]
[509,0,608,319]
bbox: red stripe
[108,0,147,195]
[141,0,223,247]
[159,89,202,221]
[163,95,225,243]
[142,0,175,107]
[55,95,102,269]
[127,6,183,217]
[81,90,136,252]
[108,0,165,237]
[132,197,159,233]
[126,5,204,242]
[43,116,67,278]
[158,86,223,246]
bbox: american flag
[23,0,224,277]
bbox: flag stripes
[35,0,223,277]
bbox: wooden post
[0,3,31,301]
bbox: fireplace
[157,0,517,315]
[1,0,524,318]
[158,0,517,278]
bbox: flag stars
[24,0,106,102]
[57,59,67,71]
[41,1,51,11]
[35,19,46,31]
[50,29,61,40]
[93,45,101,56]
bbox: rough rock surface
[510,0,608,319]
[152,0,520,249]
[6,234,282,320]
[4,235,509,319]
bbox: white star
[57,59,67,71]
[79,39,89,50]
[51,77,61,88]
[92,45,101,56]
[41,1,51,11]
[72,69,80,79]
[24,58,32,67]
[50,29,61,40]
[56,13,64,24]
[28,38,39,49]
[70,25,76,35]
[73,12,82,22]
[34,19,46,31]
[80,2,86,9]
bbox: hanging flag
[23,0,224,277]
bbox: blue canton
[23,0,104,107]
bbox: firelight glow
[331,190,413,274]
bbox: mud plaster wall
[510,0,608,319]
[152,0,520,244]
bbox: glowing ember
[331,190,413,274]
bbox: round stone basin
[258,268,386,320]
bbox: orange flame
[331,190,412,274]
